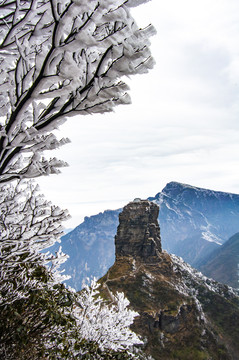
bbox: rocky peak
[115,199,162,261]
[101,200,239,360]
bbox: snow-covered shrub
[0,180,70,305]
[75,278,143,351]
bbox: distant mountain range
[153,182,239,267]
[56,182,239,290]
[59,209,121,289]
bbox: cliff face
[115,200,162,261]
[100,200,239,360]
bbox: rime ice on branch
[0,180,70,305]
[74,278,142,351]
[0,0,155,183]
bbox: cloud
[38,0,239,227]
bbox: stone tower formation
[115,199,162,262]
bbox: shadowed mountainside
[198,232,239,289]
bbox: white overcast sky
[38,0,239,228]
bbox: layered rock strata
[115,199,162,261]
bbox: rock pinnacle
[115,199,162,261]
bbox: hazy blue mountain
[58,209,121,289]
[153,182,239,266]
[198,232,239,289]
[55,182,239,289]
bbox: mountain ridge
[57,181,239,289]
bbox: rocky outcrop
[100,250,239,360]
[115,199,162,261]
[99,199,239,360]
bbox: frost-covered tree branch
[0,180,70,305]
[74,278,142,352]
[0,0,155,182]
